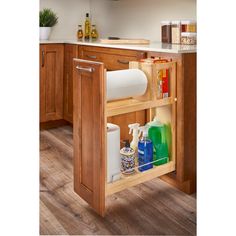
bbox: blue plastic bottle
[138,126,153,172]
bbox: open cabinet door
[73,59,106,216]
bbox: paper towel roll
[107,123,121,183]
[107,69,147,101]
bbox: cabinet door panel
[40,44,64,122]
[73,59,106,216]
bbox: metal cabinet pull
[86,54,97,59]
[76,66,94,73]
[117,59,129,65]
[42,50,45,67]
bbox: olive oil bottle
[84,13,91,41]
[77,25,83,41]
[91,25,98,41]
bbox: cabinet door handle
[76,66,94,73]
[117,59,129,65]
[42,50,45,67]
[86,54,97,59]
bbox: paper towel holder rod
[76,66,94,73]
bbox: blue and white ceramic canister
[120,146,135,175]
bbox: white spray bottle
[128,123,140,163]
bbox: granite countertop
[40,39,196,54]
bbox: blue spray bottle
[138,126,153,172]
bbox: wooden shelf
[106,97,174,117]
[105,161,175,196]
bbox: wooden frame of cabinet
[63,44,78,123]
[73,58,177,216]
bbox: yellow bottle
[84,13,91,41]
[77,25,83,41]
[91,25,98,41]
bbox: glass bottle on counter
[84,13,91,41]
[77,25,83,41]
[91,25,98,41]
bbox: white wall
[40,0,90,40]
[40,0,196,41]
[91,0,196,41]
[89,0,112,39]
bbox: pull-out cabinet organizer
[73,58,177,216]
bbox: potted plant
[39,8,58,40]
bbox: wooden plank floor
[40,126,196,235]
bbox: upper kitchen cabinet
[40,44,64,123]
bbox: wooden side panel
[182,53,196,193]
[64,44,78,123]
[40,44,64,122]
[73,59,106,216]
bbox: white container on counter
[181,32,197,45]
[171,20,181,44]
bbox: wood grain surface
[40,44,64,122]
[40,126,196,235]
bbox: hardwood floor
[40,126,196,235]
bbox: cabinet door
[40,44,64,122]
[63,44,78,123]
[73,59,106,216]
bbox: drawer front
[102,54,137,70]
[82,50,103,63]
[79,46,146,70]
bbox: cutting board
[100,38,150,45]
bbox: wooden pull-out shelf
[106,161,175,196]
[73,58,177,216]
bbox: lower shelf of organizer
[105,161,175,196]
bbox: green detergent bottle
[147,117,170,166]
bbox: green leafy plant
[40,8,58,27]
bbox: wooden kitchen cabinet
[40,44,64,122]
[39,43,196,196]
[73,59,177,216]
[79,45,148,141]
[63,44,78,123]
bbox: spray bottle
[138,126,153,172]
[128,123,140,164]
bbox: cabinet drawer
[79,46,146,70]
[82,50,103,63]
[102,54,137,70]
